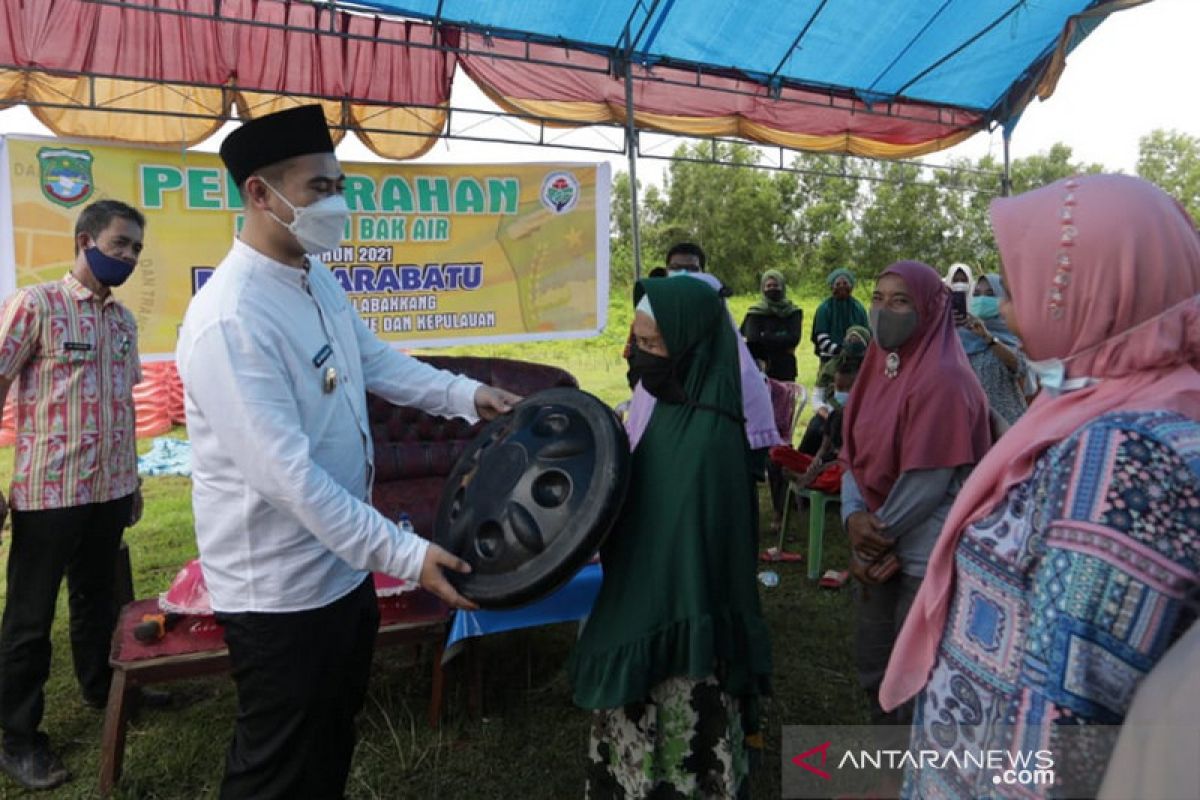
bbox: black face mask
[628,345,689,404]
[764,288,784,302]
[869,308,919,350]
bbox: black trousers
[797,415,825,456]
[766,461,788,516]
[216,576,380,800]
[0,496,132,752]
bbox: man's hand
[418,544,479,611]
[474,385,522,421]
[846,511,890,560]
[129,481,144,527]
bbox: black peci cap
[219,105,335,186]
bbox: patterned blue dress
[904,410,1200,799]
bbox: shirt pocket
[40,328,99,366]
[39,340,98,405]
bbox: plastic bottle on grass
[757,570,779,588]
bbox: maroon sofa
[369,355,578,537]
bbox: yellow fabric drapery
[24,75,229,147]
[351,105,448,161]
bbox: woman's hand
[963,314,989,339]
[866,552,901,583]
[847,511,890,560]
[967,318,1022,372]
[850,550,900,585]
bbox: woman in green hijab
[811,267,870,365]
[739,269,802,381]
[570,277,772,799]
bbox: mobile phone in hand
[950,290,967,320]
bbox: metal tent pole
[1001,130,1013,197]
[622,27,643,281]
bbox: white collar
[230,238,310,288]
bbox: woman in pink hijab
[882,175,1200,799]
[839,260,991,723]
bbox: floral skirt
[585,675,748,800]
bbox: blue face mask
[84,245,135,287]
[833,391,850,406]
[970,295,1000,319]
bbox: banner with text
[0,135,611,356]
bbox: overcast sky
[0,0,1195,182]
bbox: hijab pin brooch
[885,352,901,379]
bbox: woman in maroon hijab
[839,260,991,722]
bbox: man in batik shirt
[0,200,148,791]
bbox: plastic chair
[773,387,839,578]
[777,478,841,579]
[774,382,808,446]
[760,382,808,564]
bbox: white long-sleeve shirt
[176,239,481,613]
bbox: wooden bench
[99,590,451,796]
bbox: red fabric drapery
[458,32,984,158]
[0,0,455,157]
[2,0,983,159]
[457,33,983,159]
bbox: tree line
[610,129,1200,293]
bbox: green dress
[570,277,772,798]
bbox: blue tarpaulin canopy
[0,0,1144,160]
[353,0,1140,123]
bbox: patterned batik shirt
[0,273,141,510]
[904,410,1200,800]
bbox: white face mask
[264,181,349,256]
[1026,356,1097,395]
[1023,295,1200,395]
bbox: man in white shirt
[176,105,520,799]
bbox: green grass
[0,288,868,798]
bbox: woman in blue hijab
[957,273,1029,425]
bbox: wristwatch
[987,337,999,347]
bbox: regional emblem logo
[540,171,580,214]
[38,147,94,207]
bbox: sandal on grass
[818,569,849,589]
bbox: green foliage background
[610,130,1199,295]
